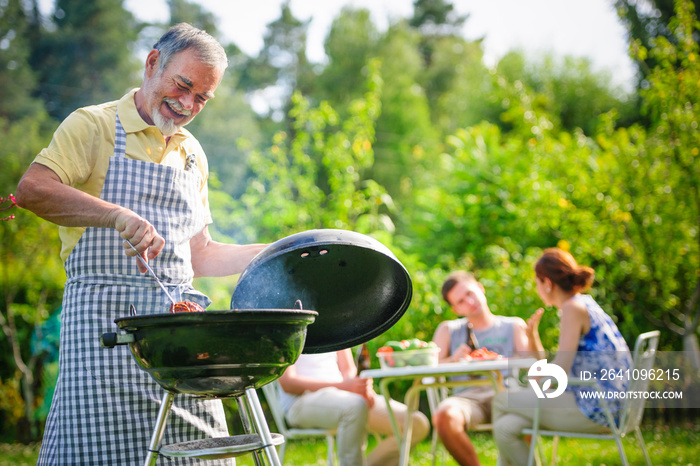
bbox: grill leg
[244,387,282,466]
[237,395,265,466]
[144,391,175,466]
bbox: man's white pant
[286,387,430,466]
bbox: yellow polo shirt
[34,88,212,262]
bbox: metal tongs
[125,239,176,306]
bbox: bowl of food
[377,338,439,369]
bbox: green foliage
[167,0,220,35]
[0,0,44,120]
[241,1,313,122]
[212,60,391,244]
[394,0,700,354]
[371,22,439,199]
[496,51,636,134]
[409,0,468,34]
[590,0,700,345]
[409,0,469,67]
[316,7,380,108]
[427,36,496,133]
[616,0,700,85]
[2,424,700,465]
[30,0,141,119]
[0,113,64,319]
[0,110,64,440]
[395,114,571,348]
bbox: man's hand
[115,210,165,273]
[451,343,473,361]
[342,376,376,408]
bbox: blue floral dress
[568,294,632,426]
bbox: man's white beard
[151,97,192,137]
[152,109,179,137]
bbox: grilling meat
[170,301,205,313]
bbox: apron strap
[114,114,127,159]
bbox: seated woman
[277,348,430,466]
[492,248,632,466]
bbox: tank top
[446,315,518,392]
[446,315,518,357]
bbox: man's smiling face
[140,48,222,136]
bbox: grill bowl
[110,309,317,396]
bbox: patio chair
[522,330,660,466]
[261,381,338,465]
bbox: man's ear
[477,281,486,294]
[145,49,160,78]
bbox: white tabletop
[360,357,536,380]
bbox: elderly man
[17,23,265,464]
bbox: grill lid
[231,229,412,353]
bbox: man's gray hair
[152,23,228,71]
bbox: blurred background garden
[1,0,699,463]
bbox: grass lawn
[3,423,697,465]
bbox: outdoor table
[360,357,537,466]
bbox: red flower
[1,193,17,221]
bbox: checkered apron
[38,115,235,465]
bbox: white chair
[522,330,660,466]
[261,381,337,465]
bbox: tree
[408,0,494,133]
[167,0,219,34]
[395,69,572,345]
[0,112,63,443]
[594,0,700,364]
[212,60,391,245]
[408,0,468,67]
[315,7,379,110]
[0,0,44,120]
[423,34,494,134]
[496,51,637,134]
[398,0,700,363]
[316,10,441,202]
[0,196,64,442]
[0,0,65,442]
[615,0,700,78]
[29,0,141,120]
[371,21,439,200]
[240,0,312,126]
